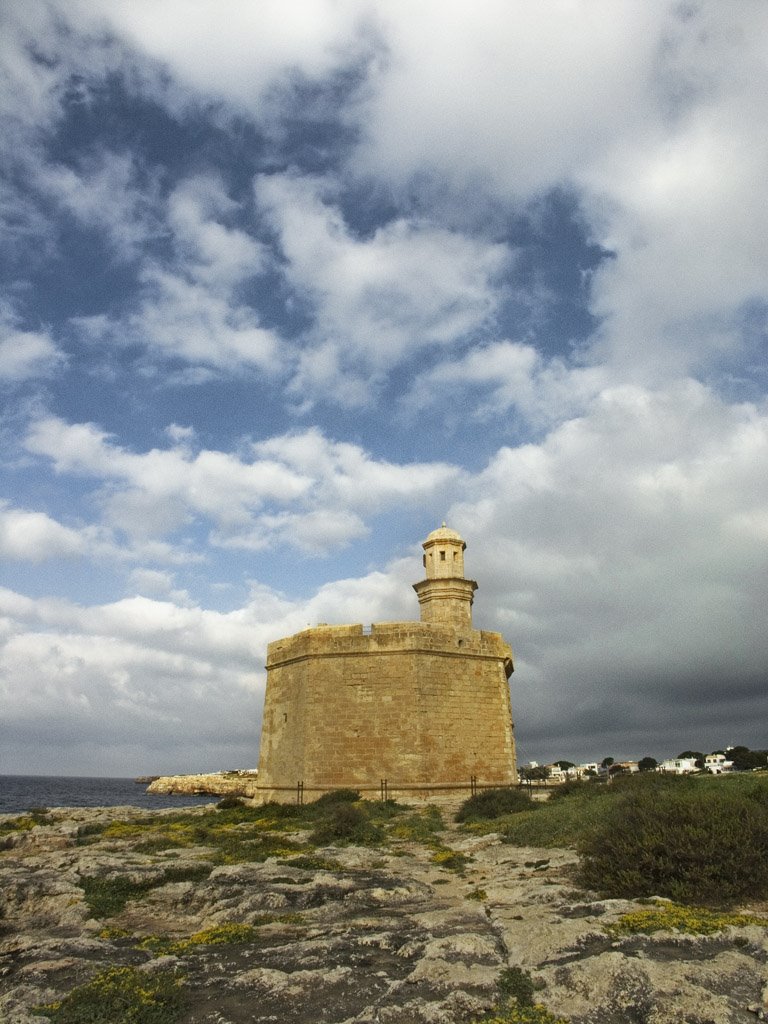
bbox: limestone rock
[2,805,768,1024]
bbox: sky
[1,1,766,778]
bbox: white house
[704,753,734,774]
[566,763,598,779]
[658,757,699,775]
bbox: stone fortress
[255,525,517,802]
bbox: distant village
[520,745,768,783]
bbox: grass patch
[490,783,616,848]
[286,853,343,872]
[473,969,565,1024]
[140,916,305,955]
[74,796,410,864]
[0,808,54,835]
[36,965,186,1024]
[431,847,471,871]
[80,865,211,918]
[140,922,259,954]
[606,901,768,937]
[79,809,307,863]
[390,805,444,842]
[472,1007,568,1024]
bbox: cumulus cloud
[0,558,417,774]
[0,586,264,774]
[69,174,283,375]
[34,150,162,262]
[1,1,767,774]
[0,503,85,561]
[446,380,768,760]
[24,417,460,554]
[355,0,664,198]
[404,340,605,428]
[66,0,372,113]
[0,303,63,382]
[256,173,511,403]
[340,2,768,398]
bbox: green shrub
[36,965,186,1024]
[578,782,768,904]
[252,800,304,822]
[493,773,683,848]
[456,788,535,822]
[216,795,243,809]
[363,798,407,823]
[497,966,540,1006]
[309,802,384,846]
[311,788,362,807]
[545,779,608,801]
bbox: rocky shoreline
[146,773,258,798]
[2,802,768,1023]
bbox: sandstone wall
[256,621,515,801]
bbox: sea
[0,775,216,815]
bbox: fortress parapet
[267,621,513,669]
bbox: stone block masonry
[256,526,516,802]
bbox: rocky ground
[1,802,768,1024]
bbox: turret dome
[425,523,465,547]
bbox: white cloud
[347,3,768,390]
[128,267,283,372]
[128,568,190,604]
[0,559,415,774]
[166,176,267,289]
[405,340,605,428]
[0,587,264,773]
[68,174,283,375]
[0,303,63,382]
[34,150,162,261]
[256,173,511,403]
[67,0,371,112]
[355,1,665,199]
[444,380,768,757]
[24,417,460,554]
[0,503,85,561]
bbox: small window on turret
[440,550,446,560]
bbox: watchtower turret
[412,524,478,628]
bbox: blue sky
[1,1,767,776]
